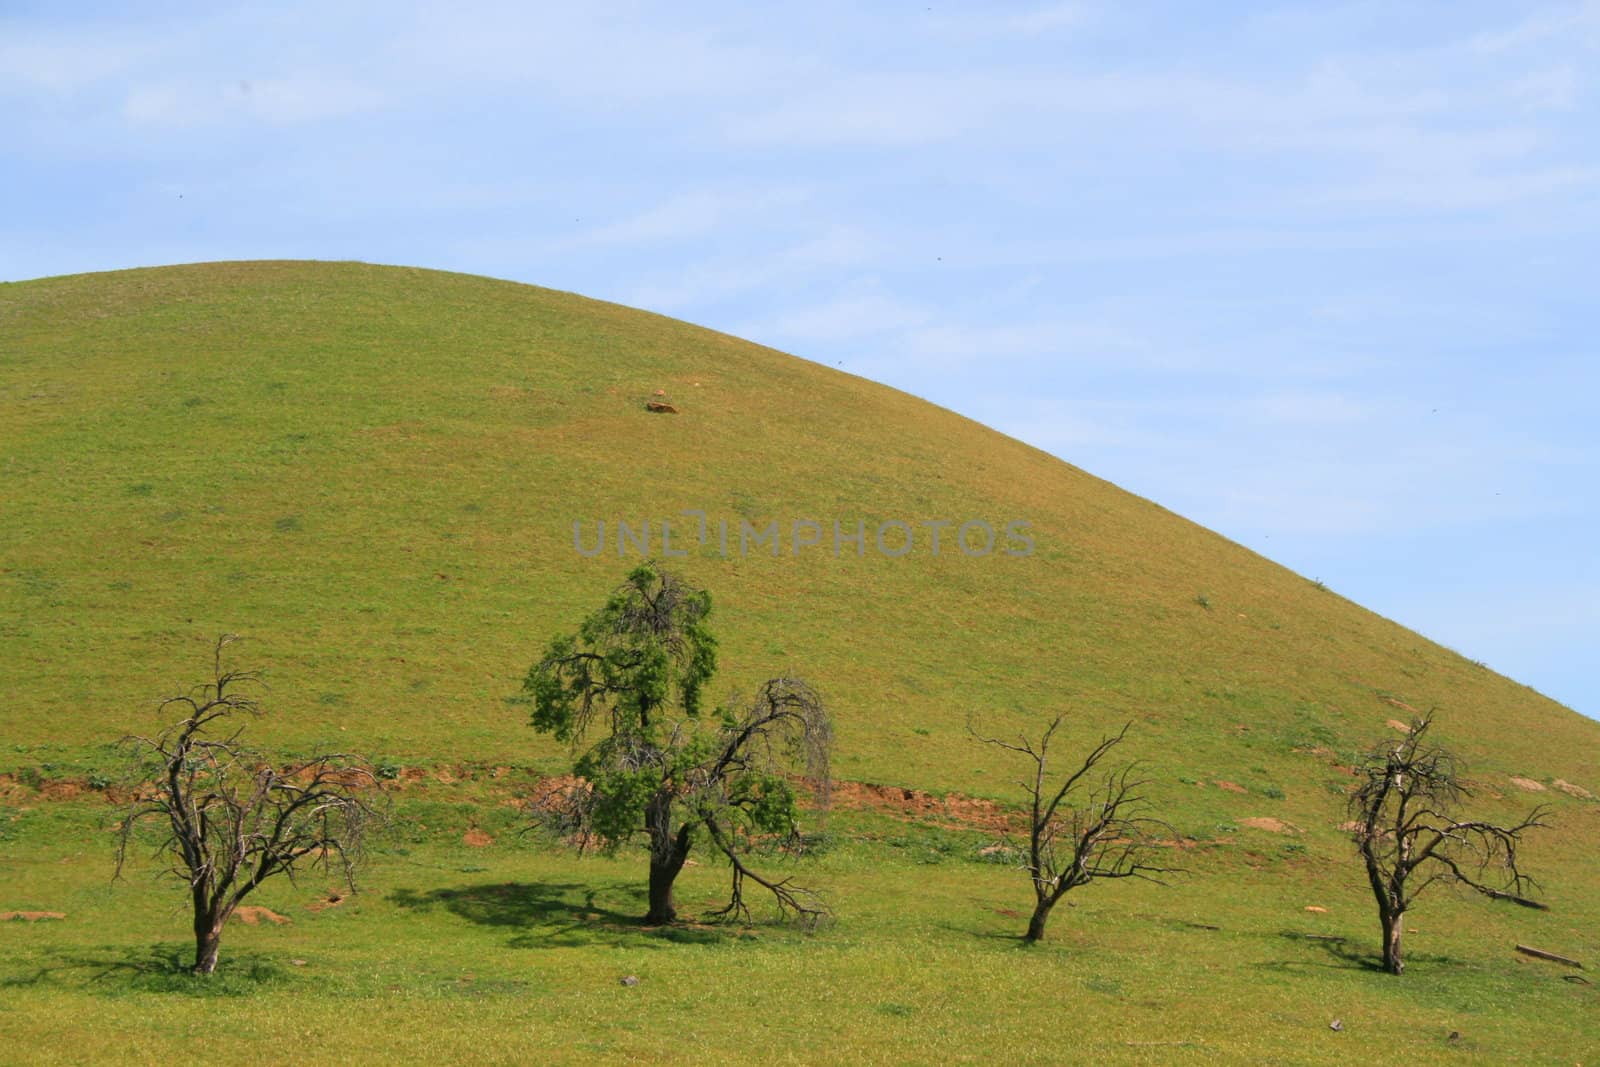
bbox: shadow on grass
[388,881,731,947]
[0,945,293,997]
[1272,931,1462,974]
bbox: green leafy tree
[524,563,832,924]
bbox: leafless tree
[698,677,833,927]
[1349,714,1550,975]
[972,717,1177,943]
[114,636,384,975]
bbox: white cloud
[622,226,882,311]
[1248,390,1373,426]
[576,187,811,247]
[0,37,147,92]
[756,290,932,343]
[1509,66,1582,110]
[395,3,808,104]
[122,75,382,126]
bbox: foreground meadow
[3,777,1595,1064]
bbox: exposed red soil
[306,891,346,913]
[462,828,493,848]
[1214,780,1248,794]
[232,906,291,925]
[827,780,1013,831]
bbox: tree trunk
[646,854,681,924]
[644,818,693,925]
[193,913,225,975]
[1380,909,1404,976]
[1023,898,1054,943]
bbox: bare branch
[114,636,385,975]
[972,715,1178,942]
[1348,712,1550,974]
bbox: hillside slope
[4,261,1598,1062]
[1,261,1594,807]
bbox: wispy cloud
[123,75,383,126]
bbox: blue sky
[3,2,1596,717]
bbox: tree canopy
[524,562,831,924]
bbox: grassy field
[1,261,1596,1062]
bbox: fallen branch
[1515,944,1583,969]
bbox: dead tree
[972,717,1176,943]
[114,636,384,975]
[698,677,833,927]
[1349,714,1550,975]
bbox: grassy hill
[1,261,1595,1063]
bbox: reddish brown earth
[231,906,291,925]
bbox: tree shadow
[1267,930,1382,973]
[1272,930,1463,974]
[0,944,293,996]
[388,881,731,947]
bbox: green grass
[1,261,1597,1061]
[1,795,1595,1063]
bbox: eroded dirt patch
[1239,817,1298,834]
[307,892,345,913]
[1,910,65,921]
[1509,776,1547,792]
[232,906,291,926]
[828,780,1012,831]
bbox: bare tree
[972,717,1177,943]
[1349,714,1550,975]
[698,677,833,926]
[114,636,384,975]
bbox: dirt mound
[1383,696,1420,716]
[829,780,1012,831]
[463,828,493,847]
[1,910,65,921]
[307,892,345,913]
[1214,780,1248,794]
[231,906,291,925]
[1509,776,1547,792]
[1239,817,1297,834]
[1552,779,1593,799]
